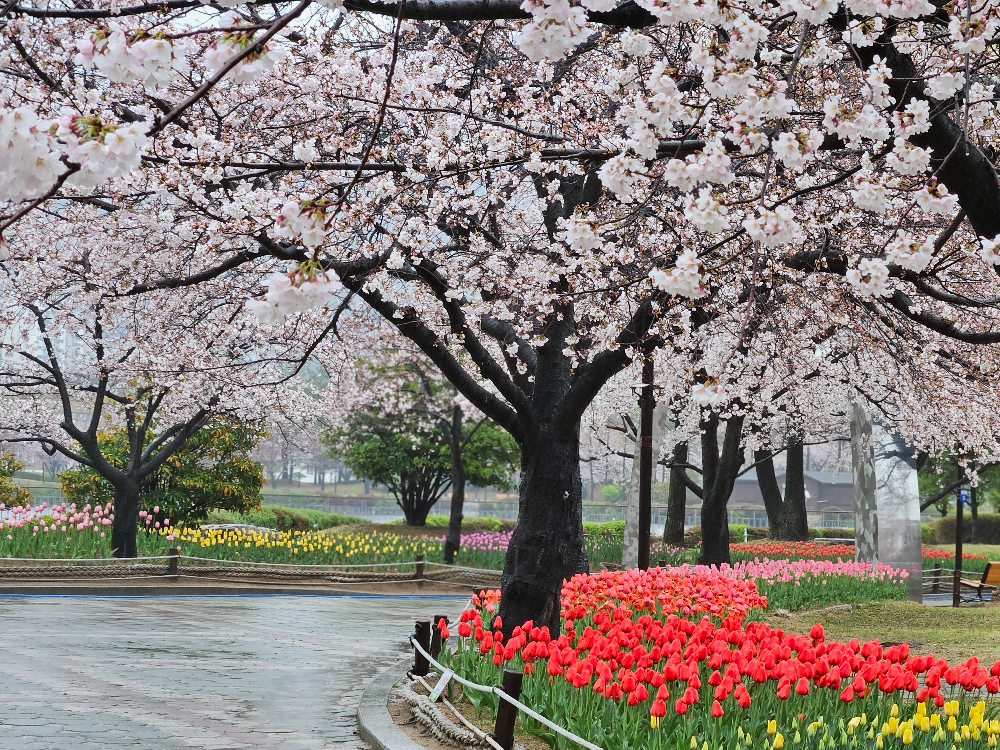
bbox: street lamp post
[953,485,970,608]
[637,358,654,571]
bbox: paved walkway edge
[358,656,426,750]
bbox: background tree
[0,452,33,508]
[60,419,265,525]
[322,396,517,529]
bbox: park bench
[960,562,1000,603]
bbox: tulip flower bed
[719,559,907,611]
[730,540,857,561]
[923,547,991,574]
[443,569,1000,750]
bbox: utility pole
[638,358,654,571]
[953,485,969,608]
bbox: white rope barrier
[410,635,605,750]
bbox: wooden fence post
[168,546,179,579]
[492,668,524,750]
[933,562,941,593]
[415,554,424,588]
[413,620,431,676]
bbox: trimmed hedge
[203,505,365,531]
[930,513,1000,544]
[584,520,626,537]
[392,515,516,532]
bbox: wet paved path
[0,595,465,750]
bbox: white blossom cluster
[57,116,148,191]
[204,13,287,83]
[885,231,933,272]
[275,199,331,248]
[743,205,800,248]
[649,248,707,299]
[246,267,342,324]
[691,381,727,407]
[515,0,590,61]
[847,258,891,297]
[0,108,62,201]
[75,26,186,94]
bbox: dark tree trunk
[756,440,809,541]
[110,476,141,558]
[444,406,465,565]
[782,440,809,540]
[697,414,745,565]
[497,424,589,636]
[663,441,688,546]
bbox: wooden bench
[960,562,1000,602]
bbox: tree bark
[697,414,745,565]
[756,441,809,540]
[110,476,141,558]
[663,441,688,546]
[444,406,465,565]
[497,423,589,635]
[782,441,809,541]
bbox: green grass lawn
[779,600,1000,664]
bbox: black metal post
[492,668,524,750]
[954,487,966,608]
[638,358,654,571]
[413,621,431,676]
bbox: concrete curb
[358,656,426,750]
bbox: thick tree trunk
[755,450,787,538]
[497,424,589,636]
[697,414,745,565]
[698,483,731,565]
[444,408,465,565]
[663,442,687,546]
[757,442,809,541]
[782,441,809,540]
[110,476,141,558]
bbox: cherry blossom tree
[6,0,1000,629]
[0,214,318,556]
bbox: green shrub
[921,522,937,544]
[931,513,1000,544]
[808,527,855,540]
[204,509,243,525]
[584,520,626,537]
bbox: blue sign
[960,488,971,504]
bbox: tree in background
[323,399,518,529]
[0,452,33,508]
[61,420,265,525]
[755,439,809,542]
[919,454,1000,542]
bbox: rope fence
[408,627,604,750]
[0,551,502,587]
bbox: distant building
[724,469,855,528]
